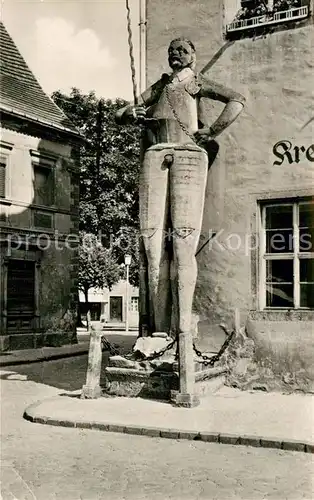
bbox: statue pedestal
[105,341,179,399]
[104,337,228,403]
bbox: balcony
[226,6,309,33]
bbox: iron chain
[143,338,177,361]
[193,330,236,367]
[165,84,197,143]
[101,336,120,356]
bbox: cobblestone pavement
[1,357,313,500]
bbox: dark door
[6,260,36,332]
[109,296,123,322]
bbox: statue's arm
[115,76,166,125]
[195,76,245,139]
[115,96,146,125]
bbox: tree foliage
[78,232,121,300]
[52,88,141,286]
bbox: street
[1,353,313,500]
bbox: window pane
[266,259,293,283]
[34,166,52,205]
[130,297,139,312]
[300,259,314,283]
[33,211,53,229]
[300,284,314,308]
[299,228,314,253]
[299,202,314,228]
[266,284,294,307]
[266,229,293,253]
[265,205,292,230]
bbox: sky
[1,0,140,100]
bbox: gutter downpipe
[139,0,147,94]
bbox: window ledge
[250,309,314,321]
[0,199,12,206]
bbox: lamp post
[124,254,132,333]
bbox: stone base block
[81,384,102,399]
[194,366,227,395]
[105,366,179,399]
[195,374,226,396]
[173,392,200,408]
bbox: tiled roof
[0,22,79,136]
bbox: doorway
[109,296,123,322]
[6,259,36,332]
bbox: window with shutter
[0,161,6,198]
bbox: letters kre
[273,140,314,166]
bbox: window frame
[259,199,314,309]
[130,296,139,313]
[32,163,55,207]
[30,150,56,209]
[0,142,13,200]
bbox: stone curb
[23,400,314,454]
[0,347,89,367]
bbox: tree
[51,89,140,251]
[78,232,121,328]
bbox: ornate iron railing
[226,6,308,32]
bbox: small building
[144,1,314,379]
[79,281,139,328]
[0,22,82,350]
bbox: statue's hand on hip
[124,105,147,123]
[193,127,214,147]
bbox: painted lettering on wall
[273,140,314,166]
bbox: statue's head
[168,38,196,72]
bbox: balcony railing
[226,6,309,32]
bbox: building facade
[79,281,139,328]
[0,23,81,350]
[145,1,314,378]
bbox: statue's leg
[169,148,208,335]
[139,149,172,333]
[138,235,150,336]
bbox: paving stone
[160,429,180,439]
[219,433,241,445]
[282,440,306,452]
[141,427,161,437]
[123,425,144,435]
[260,438,283,450]
[108,424,125,433]
[179,431,201,440]
[200,432,220,443]
[304,442,314,453]
[91,422,110,432]
[239,435,261,448]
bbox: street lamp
[124,254,132,333]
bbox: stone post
[175,331,200,408]
[81,328,102,399]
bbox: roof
[0,22,80,137]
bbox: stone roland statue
[116,37,245,341]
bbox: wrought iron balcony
[226,5,309,33]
